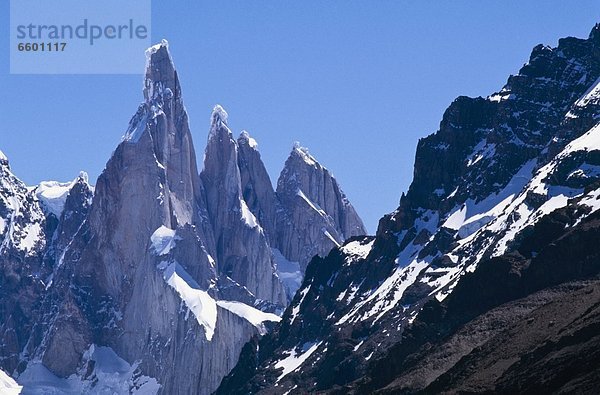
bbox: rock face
[201,109,286,307]
[0,40,365,394]
[275,144,366,272]
[237,131,279,239]
[0,152,47,374]
[217,24,600,395]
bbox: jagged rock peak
[76,171,89,185]
[291,141,319,168]
[589,23,600,42]
[208,105,234,147]
[0,150,8,166]
[34,172,94,218]
[143,39,178,103]
[238,130,258,149]
[211,104,229,125]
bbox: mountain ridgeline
[217,24,600,394]
[0,40,364,394]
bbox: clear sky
[1,2,599,233]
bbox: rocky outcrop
[217,24,600,395]
[0,152,93,376]
[0,152,47,374]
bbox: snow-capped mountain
[217,24,600,395]
[0,40,364,394]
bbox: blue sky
[1,2,599,232]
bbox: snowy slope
[0,369,21,395]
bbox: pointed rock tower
[201,107,286,307]
[275,143,366,271]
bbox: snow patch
[562,122,600,153]
[337,259,428,325]
[145,39,169,58]
[216,301,280,334]
[239,130,258,149]
[323,229,341,247]
[17,345,159,394]
[274,341,322,382]
[297,189,326,217]
[210,104,229,127]
[161,262,217,341]
[574,76,600,107]
[292,143,318,167]
[35,173,90,217]
[150,226,178,256]
[240,199,259,228]
[290,285,311,325]
[342,239,374,262]
[0,369,21,395]
[123,106,150,143]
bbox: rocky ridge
[217,24,600,395]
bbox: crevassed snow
[460,125,598,261]
[0,369,21,395]
[274,341,322,382]
[412,209,439,235]
[216,301,280,334]
[161,262,217,341]
[17,345,159,395]
[150,226,178,256]
[240,199,259,228]
[327,121,600,324]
